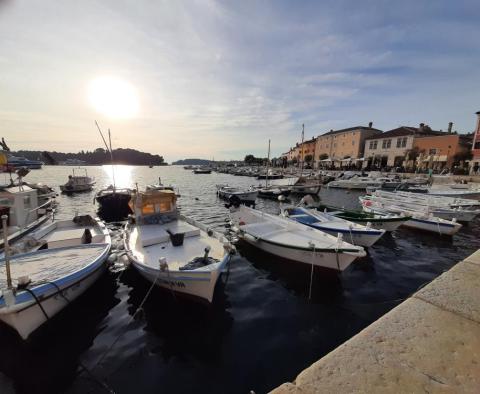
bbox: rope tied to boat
[308,242,315,300]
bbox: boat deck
[0,244,107,288]
[128,221,225,271]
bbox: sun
[88,76,139,119]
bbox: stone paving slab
[270,251,480,394]
[415,262,480,323]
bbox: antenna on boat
[300,124,305,178]
[266,139,271,188]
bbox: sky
[0,0,479,162]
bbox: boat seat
[165,221,200,238]
[139,225,170,247]
[45,228,90,248]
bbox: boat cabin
[0,185,39,229]
[130,189,178,224]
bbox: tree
[244,154,255,164]
[453,150,473,163]
[319,153,328,161]
[304,154,313,164]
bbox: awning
[340,158,352,162]
[355,158,365,161]
[321,158,332,162]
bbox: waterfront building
[363,123,443,169]
[314,122,382,168]
[414,132,472,171]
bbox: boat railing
[22,198,55,229]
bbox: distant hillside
[172,158,212,165]
[13,148,167,166]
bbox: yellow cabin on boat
[129,190,177,223]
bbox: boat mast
[108,129,116,191]
[266,139,271,188]
[95,121,116,191]
[300,124,305,178]
[2,215,12,288]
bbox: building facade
[363,124,444,168]
[314,123,382,166]
[414,134,472,171]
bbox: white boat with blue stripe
[125,189,234,303]
[0,215,111,339]
[281,207,386,247]
[230,205,366,272]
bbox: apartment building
[363,124,443,168]
[315,123,382,164]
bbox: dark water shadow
[235,241,345,303]
[0,272,120,394]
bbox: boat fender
[452,218,457,223]
[207,229,214,237]
[159,257,168,271]
[17,275,31,288]
[366,221,371,229]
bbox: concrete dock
[271,249,480,393]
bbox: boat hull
[60,184,94,192]
[239,233,359,271]
[132,257,227,303]
[0,262,107,339]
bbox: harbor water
[1,165,479,394]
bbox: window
[352,140,355,145]
[374,141,378,149]
[382,140,387,149]
[396,138,402,148]
[401,137,407,148]
[382,139,391,149]
[475,142,480,149]
[386,139,391,148]
[333,143,337,148]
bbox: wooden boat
[59,168,95,192]
[281,207,385,247]
[0,215,111,339]
[216,184,258,204]
[230,205,366,271]
[95,186,133,220]
[125,189,234,303]
[360,197,462,236]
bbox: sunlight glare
[88,76,139,119]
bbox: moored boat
[0,215,111,338]
[281,206,385,247]
[59,168,95,193]
[360,196,462,236]
[230,205,366,271]
[125,189,234,303]
[216,184,258,204]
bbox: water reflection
[101,164,134,188]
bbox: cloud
[0,0,479,161]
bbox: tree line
[13,148,166,166]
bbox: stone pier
[271,250,480,393]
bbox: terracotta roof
[364,126,444,141]
[320,126,382,137]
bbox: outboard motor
[225,195,241,209]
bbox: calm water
[1,166,479,394]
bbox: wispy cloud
[0,0,479,161]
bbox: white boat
[360,197,462,236]
[0,184,53,251]
[0,215,111,339]
[327,175,399,190]
[125,189,234,303]
[370,191,480,222]
[59,168,95,192]
[216,184,258,204]
[281,207,385,247]
[230,205,366,271]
